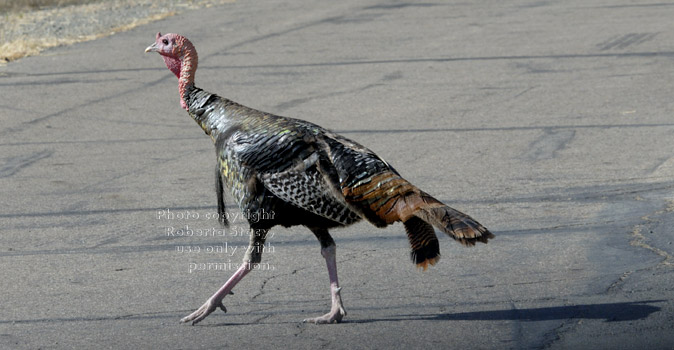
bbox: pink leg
[180,228,268,325]
[181,228,268,325]
[180,262,252,325]
[303,245,347,324]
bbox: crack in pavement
[607,200,674,293]
[606,270,633,294]
[630,200,674,267]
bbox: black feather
[215,163,228,227]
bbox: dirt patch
[0,0,234,64]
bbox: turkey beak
[145,42,159,53]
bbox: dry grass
[0,0,98,13]
[0,12,176,62]
[0,0,233,64]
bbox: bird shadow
[347,300,665,324]
[178,300,666,327]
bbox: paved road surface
[1,0,673,349]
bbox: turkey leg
[181,228,268,325]
[303,244,347,324]
[180,262,251,325]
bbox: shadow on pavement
[382,300,665,323]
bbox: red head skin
[145,32,198,110]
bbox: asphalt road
[2,0,674,349]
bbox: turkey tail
[403,191,493,270]
[403,216,440,270]
[411,191,493,246]
[342,171,493,270]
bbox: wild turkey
[145,32,494,325]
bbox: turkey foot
[181,298,227,325]
[180,262,252,325]
[303,286,347,324]
[303,308,346,324]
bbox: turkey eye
[162,39,169,45]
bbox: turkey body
[187,85,364,232]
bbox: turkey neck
[179,42,255,144]
[176,42,225,142]
[178,40,198,110]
